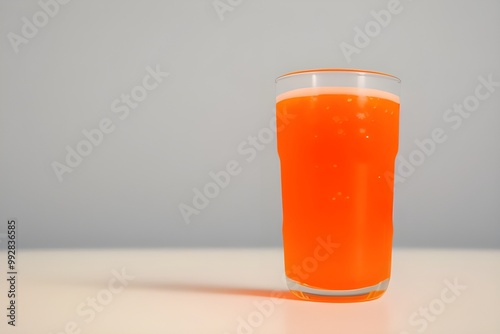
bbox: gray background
[0,0,499,249]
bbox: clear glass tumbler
[275,69,401,302]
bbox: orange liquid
[276,87,399,299]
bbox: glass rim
[275,68,401,84]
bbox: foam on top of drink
[276,87,400,104]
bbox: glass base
[286,277,390,303]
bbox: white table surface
[1,248,499,334]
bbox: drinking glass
[275,69,401,302]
